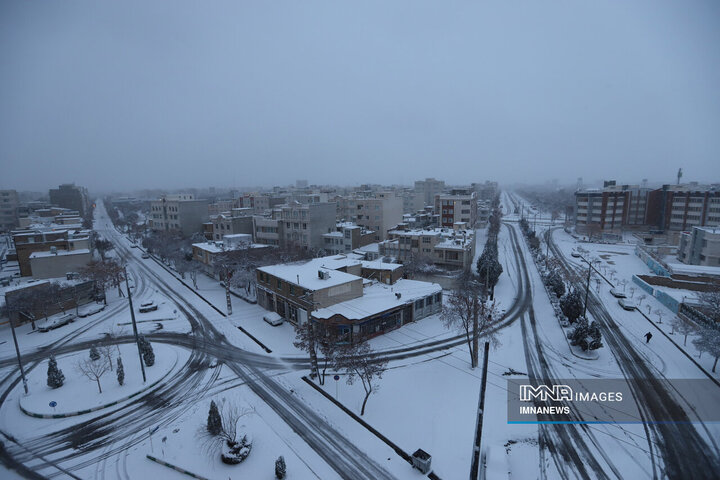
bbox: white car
[263,312,284,326]
[610,289,627,299]
[141,253,151,259]
[618,299,637,311]
[139,301,158,313]
[570,251,581,258]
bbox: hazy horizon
[2,1,720,192]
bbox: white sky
[1,1,719,191]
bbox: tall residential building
[0,190,19,232]
[336,192,403,241]
[574,181,650,234]
[575,181,720,236]
[414,178,445,211]
[280,201,337,250]
[435,191,478,228]
[149,194,209,237]
[240,194,287,214]
[253,210,284,247]
[49,184,89,217]
[647,183,720,232]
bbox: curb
[301,376,441,480]
[146,454,209,480]
[142,249,273,354]
[20,351,179,419]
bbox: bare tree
[293,322,323,383]
[653,308,664,324]
[692,327,720,371]
[637,294,647,306]
[670,316,696,346]
[441,275,481,367]
[698,292,720,323]
[76,356,111,393]
[618,279,628,292]
[629,286,636,299]
[333,341,388,416]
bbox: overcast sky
[2,1,719,193]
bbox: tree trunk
[684,334,688,346]
[96,378,103,394]
[361,390,371,416]
[472,298,479,369]
[466,335,474,368]
[713,356,718,373]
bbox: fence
[632,275,680,313]
[634,246,671,277]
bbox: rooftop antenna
[677,168,683,185]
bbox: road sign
[333,375,340,381]
[49,401,57,408]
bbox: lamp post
[124,267,146,383]
[9,316,28,394]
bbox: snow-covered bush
[116,357,124,386]
[568,319,603,351]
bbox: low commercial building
[12,229,90,277]
[192,235,269,275]
[29,248,92,279]
[678,226,720,267]
[256,254,439,342]
[210,208,254,241]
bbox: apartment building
[321,223,375,255]
[414,178,445,211]
[256,254,440,342]
[379,225,476,270]
[49,183,90,217]
[149,194,209,237]
[0,190,19,232]
[280,201,337,250]
[253,210,284,247]
[647,183,720,232]
[575,181,720,236]
[239,194,287,214]
[336,192,403,241]
[677,226,720,267]
[435,191,478,228]
[210,208,254,241]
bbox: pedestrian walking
[645,332,653,343]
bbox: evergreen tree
[587,321,603,350]
[207,400,222,436]
[116,357,125,386]
[547,271,566,298]
[569,319,590,350]
[560,290,584,323]
[275,455,286,479]
[138,336,155,367]
[46,355,65,389]
[89,345,101,361]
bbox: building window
[277,279,282,288]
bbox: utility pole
[469,341,490,480]
[472,294,479,369]
[583,259,592,319]
[124,267,146,383]
[9,317,28,394]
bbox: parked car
[610,289,627,299]
[141,253,151,259]
[263,312,284,326]
[131,244,139,248]
[139,301,158,313]
[618,299,637,310]
[570,251,581,258]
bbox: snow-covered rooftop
[313,279,441,320]
[258,255,362,290]
[361,260,402,271]
[29,249,90,259]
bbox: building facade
[0,190,19,232]
[435,191,478,228]
[280,201,337,250]
[49,184,90,217]
[336,193,403,241]
[414,178,445,211]
[149,194,209,237]
[677,226,720,267]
